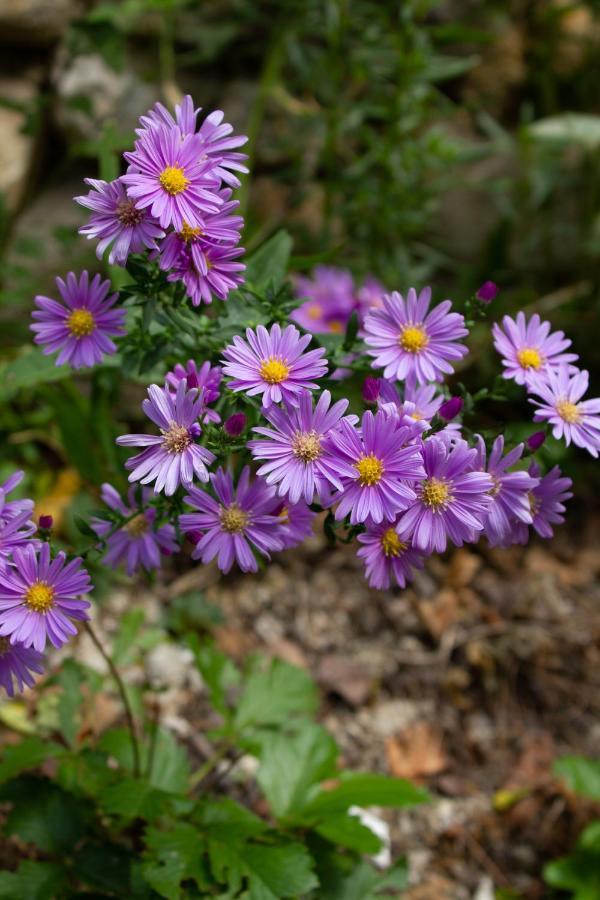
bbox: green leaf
[544,850,600,899]
[257,724,338,819]
[100,777,170,821]
[0,348,70,400]
[245,230,293,290]
[555,757,600,801]
[315,857,408,900]
[143,823,208,899]
[0,776,90,853]
[302,773,429,817]
[45,386,104,484]
[98,727,191,795]
[188,635,239,717]
[195,797,267,842]
[580,821,600,851]
[0,861,65,900]
[56,659,84,747]
[235,657,318,730]
[111,608,145,666]
[208,839,318,900]
[0,736,64,784]
[314,813,382,854]
[74,842,133,894]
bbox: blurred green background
[0,0,598,542]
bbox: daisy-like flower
[492,312,578,387]
[90,484,178,576]
[473,435,539,547]
[167,242,245,306]
[269,500,316,550]
[137,96,248,187]
[356,276,386,321]
[0,542,91,651]
[0,638,44,697]
[398,437,492,554]
[357,521,425,590]
[529,366,600,457]
[166,359,222,424]
[327,410,426,525]
[158,189,243,270]
[122,126,222,230]
[180,467,283,573]
[116,381,215,496]
[248,390,355,504]
[0,471,34,520]
[75,176,164,265]
[222,324,328,408]
[363,287,468,384]
[31,271,126,369]
[510,462,573,543]
[0,509,38,560]
[379,380,445,428]
[292,266,357,335]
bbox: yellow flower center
[380,528,407,558]
[116,199,145,226]
[355,454,385,486]
[24,581,55,614]
[410,411,424,421]
[421,477,451,509]
[67,308,95,338]
[399,325,429,353]
[124,514,149,537]
[307,304,323,320]
[278,507,289,524]
[159,165,190,195]
[556,399,581,424]
[517,347,543,370]
[180,222,202,242]
[220,503,249,534]
[328,320,344,334]
[259,357,290,384]
[292,430,322,462]
[161,423,192,454]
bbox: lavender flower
[356,276,386,321]
[398,437,492,554]
[180,467,283,573]
[0,471,34,519]
[492,312,578,387]
[116,381,215,495]
[529,366,600,458]
[292,266,356,335]
[0,638,44,697]
[270,500,316,550]
[222,324,328,408]
[527,463,573,539]
[328,410,426,525]
[357,522,425,590]
[32,271,126,369]
[157,190,243,268]
[0,542,91,651]
[166,359,222,424]
[166,241,245,306]
[474,435,539,547]
[363,287,468,384]
[137,96,248,187]
[75,177,164,265]
[248,390,355,504]
[0,509,38,560]
[122,126,222,230]
[91,484,178,576]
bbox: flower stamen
[259,357,290,384]
[381,528,407,558]
[220,503,249,534]
[162,423,192,453]
[421,477,451,509]
[292,430,322,462]
[517,347,543,370]
[24,581,55,614]
[555,399,582,424]
[159,165,190,196]
[399,325,429,353]
[355,454,385,486]
[67,308,96,338]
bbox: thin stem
[84,621,141,778]
[189,740,233,789]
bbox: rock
[145,642,195,690]
[370,699,434,738]
[0,75,39,213]
[0,0,77,46]
[52,52,157,142]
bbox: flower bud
[362,376,380,404]
[224,412,247,437]
[526,430,546,452]
[186,530,203,545]
[38,514,53,531]
[438,396,463,422]
[476,281,498,303]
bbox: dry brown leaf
[385,720,447,781]
[317,654,371,707]
[418,589,459,640]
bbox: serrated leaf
[544,851,600,898]
[235,658,318,730]
[0,736,64,784]
[257,724,338,819]
[195,796,267,841]
[0,860,65,900]
[0,776,90,853]
[315,857,408,900]
[74,842,133,894]
[98,727,190,795]
[555,757,600,801]
[302,773,429,817]
[188,635,239,717]
[100,777,169,821]
[208,839,318,900]
[143,823,208,899]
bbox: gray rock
[0,75,39,213]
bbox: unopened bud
[39,514,53,530]
[526,430,546,452]
[362,376,380,404]
[438,396,464,422]
[476,281,498,304]
[224,412,246,437]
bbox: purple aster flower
[222,324,328,408]
[377,382,434,438]
[397,437,492,554]
[529,366,600,458]
[91,484,178,576]
[492,312,578,387]
[122,126,222,230]
[137,96,248,187]
[75,177,164,265]
[0,509,38,560]
[0,471,34,520]
[0,638,44,697]
[476,281,498,303]
[291,266,357,335]
[166,359,222,424]
[180,467,283,573]
[473,435,539,547]
[363,287,468,384]
[357,522,425,590]
[158,189,243,266]
[327,410,426,525]
[166,241,245,306]
[269,500,316,550]
[356,276,386,322]
[248,390,355,505]
[31,271,126,369]
[116,381,215,496]
[0,542,91,651]
[510,462,573,543]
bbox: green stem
[189,740,233,789]
[84,621,141,778]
